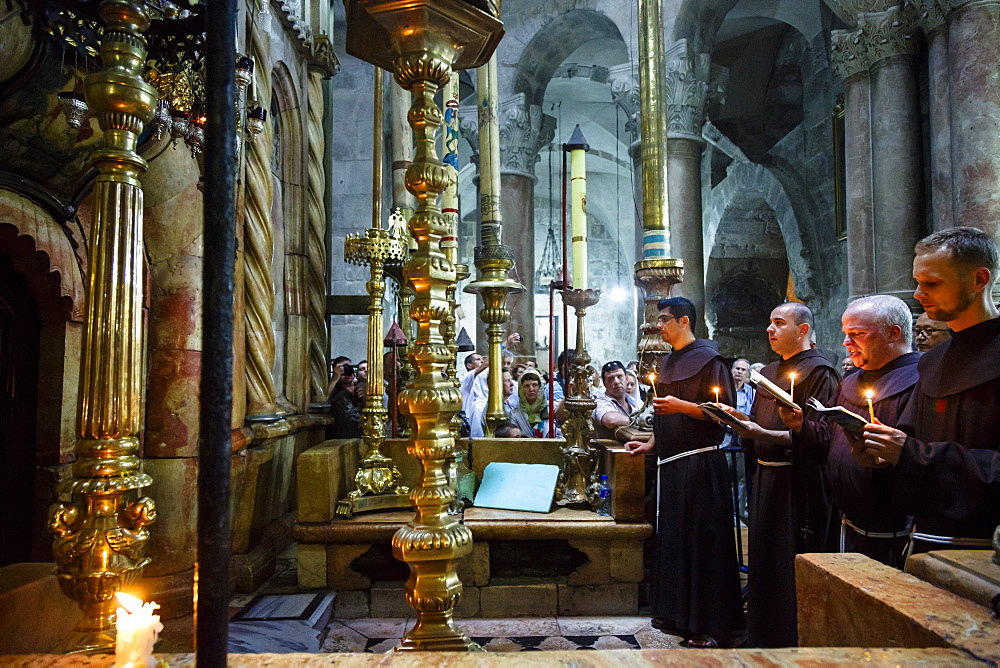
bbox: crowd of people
[325,226,999,651]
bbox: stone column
[832,27,876,300]
[664,40,711,335]
[865,7,924,302]
[947,0,1000,240]
[244,23,280,422]
[498,94,555,354]
[306,36,339,410]
[911,0,954,231]
[609,64,643,255]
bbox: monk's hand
[625,440,653,455]
[653,395,682,415]
[861,419,905,466]
[777,406,803,432]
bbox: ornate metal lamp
[556,288,602,506]
[337,66,411,519]
[343,0,502,651]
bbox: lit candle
[648,373,657,398]
[788,372,796,404]
[713,386,720,404]
[567,125,590,289]
[115,593,163,668]
[865,389,875,423]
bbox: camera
[342,364,356,377]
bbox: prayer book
[805,397,868,436]
[749,369,800,411]
[473,462,560,513]
[698,403,752,431]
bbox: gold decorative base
[634,258,683,377]
[337,491,412,519]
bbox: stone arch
[673,0,741,53]
[0,188,85,561]
[511,8,626,106]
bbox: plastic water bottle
[597,475,612,516]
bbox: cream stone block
[370,583,415,618]
[456,542,489,587]
[480,583,557,618]
[610,540,644,583]
[231,443,275,554]
[297,543,327,589]
[557,583,638,616]
[326,544,371,591]
[140,457,198,576]
[297,441,358,523]
[567,539,611,585]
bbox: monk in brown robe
[781,295,916,568]
[724,301,840,648]
[625,297,741,649]
[859,227,1000,554]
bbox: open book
[805,397,868,436]
[749,369,800,411]
[699,403,752,431]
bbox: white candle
[865,389,875,423]
[648,373,657,398]
[115,593,163,668]
[788,372,796,404]
[713,386,720,404]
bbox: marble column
[498,94,555,354]
[911,0,954,231]
[865,7,924,302]
[244,23,280,422]
[664,40,711,335]
[947,0,1000,240]
[832,27,876,300]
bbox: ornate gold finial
[48,0,158,653]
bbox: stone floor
[154,544,689,655]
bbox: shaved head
[780,301,814,329]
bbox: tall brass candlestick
[343,0,502,650]
[337,66,410,519]
[557,288,602,506]
[47,0,158,652]
[633,0,683,379]
[465,52,524,436]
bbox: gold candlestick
[343,0,502,651]
[48,0,158,652]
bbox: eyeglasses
[912,327,949,337]
[656,315,678,325]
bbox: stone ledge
[796,552,1000,665]
[905,550,1000,613]
[0,647,983,666]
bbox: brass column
[634,0,682,374]
[465,53,524,436]
[47,0,157,652]
[337,67,410,518]
[343,0,502,650]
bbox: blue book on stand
[473,462,560,513]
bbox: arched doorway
[0,253,40,566]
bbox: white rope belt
[841,516,910,542]
[910,531,993,547]
[657,445,719,466]
[757,459,792,467]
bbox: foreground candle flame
[789,372,796,403]
[648,373,657,398]
[865,389,876,423]
[713,386,720,404]
[115,593,162,668]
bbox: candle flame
[648,373,656,383]
[789,372,796,380]
[116,592,144,614]
[865,389,874,400]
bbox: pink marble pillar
[832,27,875,300]
[926,25,954,231]
[667,137,706,336]
[844,72,876,299]
[870,51,924,299]
[499,170,536,353]
[948,1,1000,238]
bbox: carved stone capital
[831,27,871,80]
[498,93,556,176]
[859,6,921,62]
[608,63,640,140]
[308,33,341,78]
[664,39,713,142]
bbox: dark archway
[0,253,41,566]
